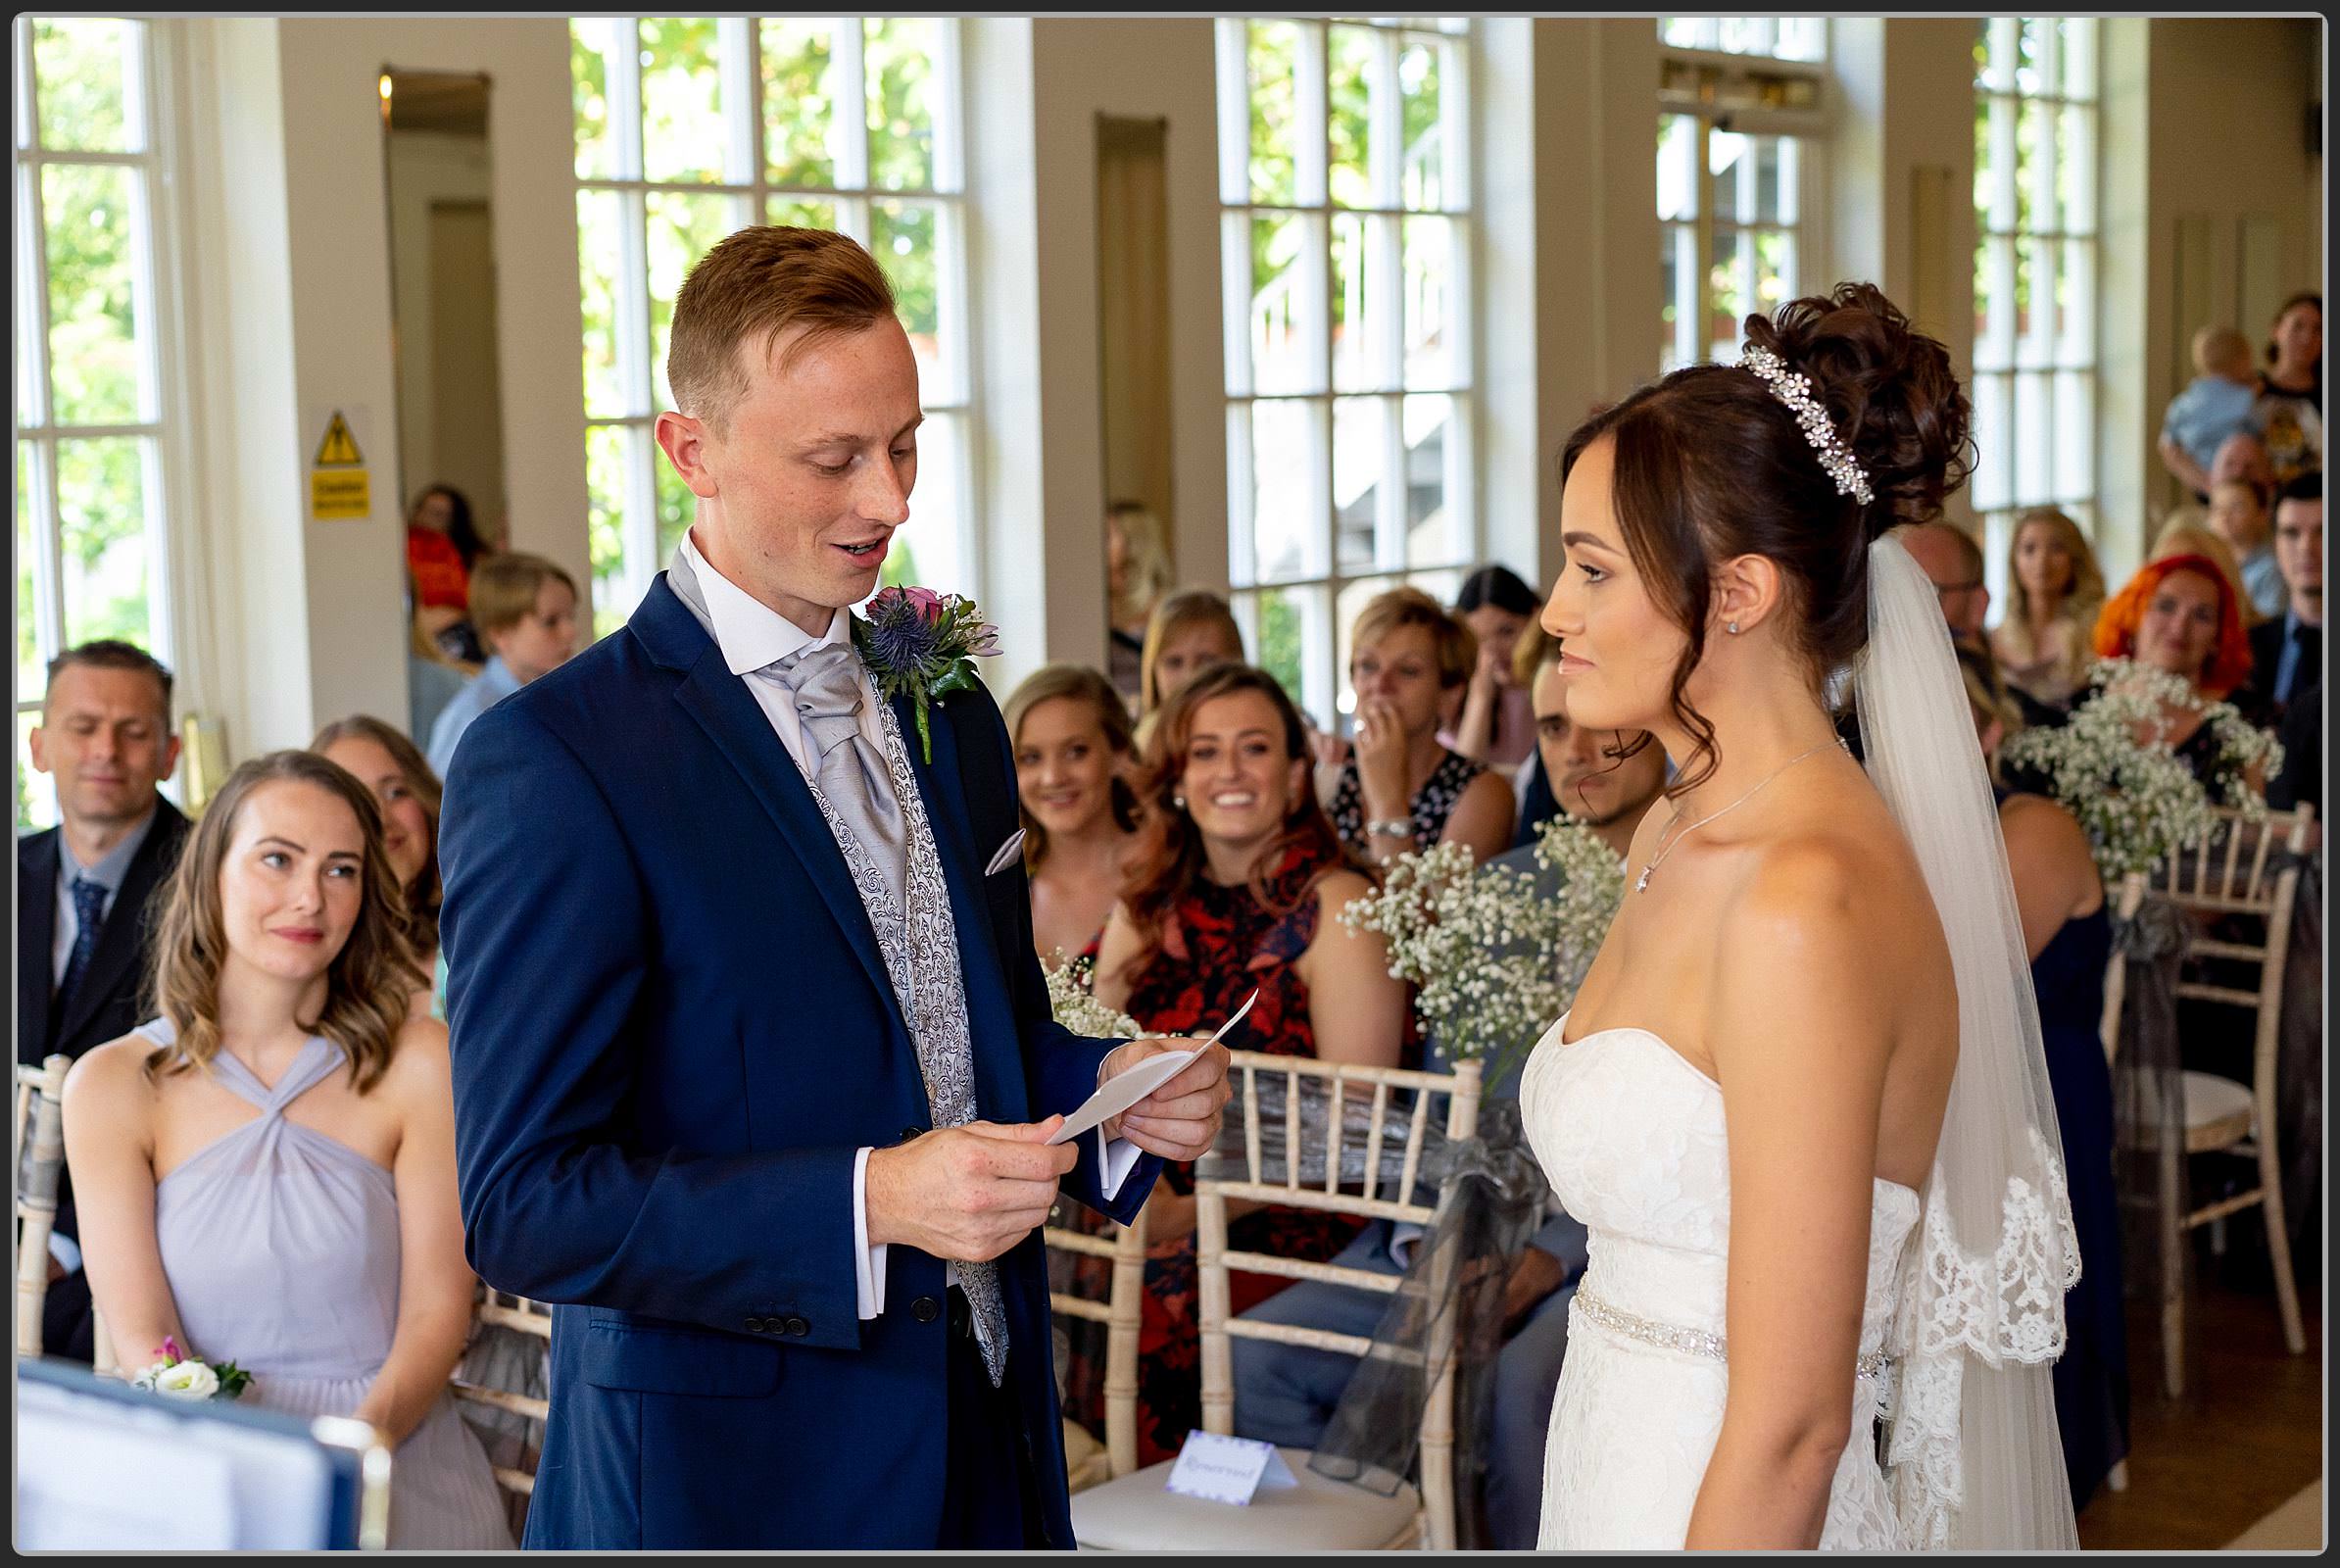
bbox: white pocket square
[984,829,1027,877]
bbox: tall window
[1655,19,1828,373]
[14,17,178,828]
[570,18,973,638]
[1216,16,1474,733]
[1973,18,2097,598]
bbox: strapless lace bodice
[1523,1013,1919,1549]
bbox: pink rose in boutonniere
[853,586,1000,763]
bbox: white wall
[384,126,497,527]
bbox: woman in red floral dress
[1094,662,1410,1464]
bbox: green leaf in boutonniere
[853,587,1002,762]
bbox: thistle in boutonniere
[131,1335,252,1401]
[853,586,1000,763]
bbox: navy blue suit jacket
[437,576,1161,1549]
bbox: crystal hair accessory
[1738,343,1877,507]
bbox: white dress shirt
[676,532,1142,1319]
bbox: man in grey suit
[1231,642,1667,1547]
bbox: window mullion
[832,20,868,192]
[718,17,756,187]
[609,18,645,181]
[26,438,65,670]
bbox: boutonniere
[853,586,1000,763]
[131,1336,252,1401]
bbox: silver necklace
[1633,737,1846,894]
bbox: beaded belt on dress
[1572,1288,1893,1382]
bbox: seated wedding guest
[1005,663,1141,970]
[407,576,473,745]
[1507,624,1562,848]
[2250,291,2322,489]
[1447,565,1541,772]
[1540,683,1670,863]
[2267,681,2321,814]
[2206,478,2285,619]
[1957,647,2129,1512]
[60,751,511,1548]
[313,715,443,1016]
[1106,502,1175,703]
[407,484,492,665]
[1895,520,1991,649]
[2240,471,2323,722]
[1134,588,1245,749]
[1988,507,2106,710]
[426,552,581,779]
[2149,515,2263,628]
[1093,662,1408,1465]
[2156,325,2262,501]
[1328,587,1515,867]
[19,639,193,1363]
[2092,553,2259,790]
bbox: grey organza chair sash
[2271,850,2322,1266]
[2108,892,2192,1379]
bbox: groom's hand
[864,1119,1080,1262]
[1097,1038,1233,1160]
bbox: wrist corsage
[130,1336,252,1400]
[853,586,999,763]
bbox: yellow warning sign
[315,411,364,467]
[311,469,371,519]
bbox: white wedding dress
[1523,1013,1919,1549]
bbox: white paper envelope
[1045,1047,1201,1146]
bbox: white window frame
[14,15,187,829]
[1216,15,1477,733]
[1656,26,1830,374]
[1973,16,2099,604]
[571,17,976,636]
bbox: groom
[438,225,1229,1549]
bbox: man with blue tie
[17,639,192,1360]
[438,226,1231,1549]
[2243,471,2323,719]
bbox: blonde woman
[62,751,510,1548]
[1134,588,1245,751]
[1106,502,1175,701]
[1987,508,2105,709]
[1004,663,1142,968]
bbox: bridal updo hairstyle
[1559,282,1974,796]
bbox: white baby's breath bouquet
[1999,657,2284,882]
[1044,954,1141,1041]
[1340,816,1626,1085]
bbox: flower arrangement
[130,1336,251,1401]
[1045,953,1142,1041]
[852,586,999,762]
[1340,816,1627,1085]
[1998,657,2285,881]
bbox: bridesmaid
[1004,664,1142,972]
[62,751,511,1548]
[1959,650,2129,1510]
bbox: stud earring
[1173,794,1187,810]
[1727,620,1741,635]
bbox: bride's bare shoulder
[1723,812,1948,983]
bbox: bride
[1523,283,2079,1548]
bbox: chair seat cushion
[1063,1419,1109,1494]
[1069,1446,1421,1550]
[2126,1069,2257,1150]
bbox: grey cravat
[760,644,908,916]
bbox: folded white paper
[1045,1046,1200,1147]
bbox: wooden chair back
[1044,1201,1149,1482]
[449,1289,554,1497]
[2098,872,2148,1063]
[15,1055,70,1356]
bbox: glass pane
[638,17,722,185]
[2018,233,2054,366]
[1661,223,1697,372]
[2061,18,2098,102]
[1976,234,2018,370]
[1333,395,1391,572]
[2053,369,2092,504]
[647,190,750,411]
[872,197,951,398]
[570,20,622,180]
[1242,585,1318,716]
[1330,213,1388,393]
[766,196,838,231]
[1776,19,1827,62]
[1328,24,1374,210]
[2058,105,2096,235]
[1248,213,1317,397]
[1750,227,1795,318]
[17,445,42,701]
[21,708,60,832]
[1401,214,1456,388]
[1402,393,1459,567]
[2013,370,2050,508]
[585,421,630,640]
[1248,398,1329,583]
[55,436,149,649]
[1397,36,1443,212]
[1247,21,1301,207]
[2015,18,2047,96]
[1659,17,1717,51]
[1708,228,1751,362]
[1983,94,2018,233]
[1657,115,1698,222]
[2018,95,2054,234]
[43,163,143,427]
[1718,18,1777,57]
[865,18,937,192]
[576,190,628,419]
[33,18,133,154]
[761,17,836,188]
[1708,130,1790,226]
[1971,372,2012,514]
[2058,237,2094,368]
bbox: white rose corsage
[130,1335,251,1401]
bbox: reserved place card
[1164,1430,1298,1506]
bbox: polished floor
[2074,1264,2325,1551]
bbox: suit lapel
[673,645,906,1036]
[896,692,1022,1120]
[19,831,59,1062]
[54,805,184,1053]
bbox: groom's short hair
[668,225,899,435]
